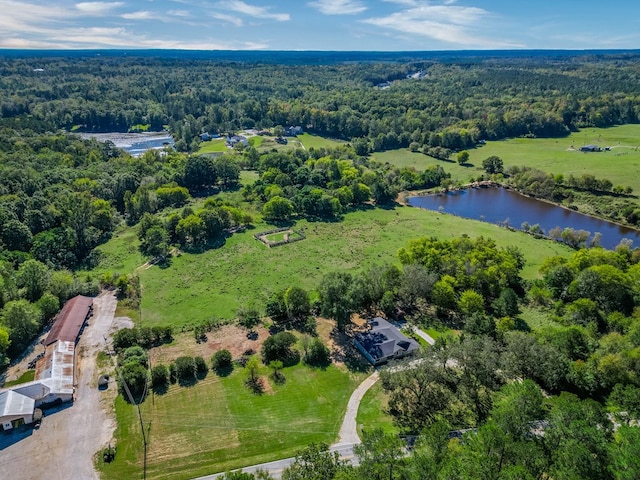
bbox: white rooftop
[0,389,35,417]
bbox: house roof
[0,389,35,417]
[44,295,93,346]
[355,317,419,363]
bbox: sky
[1,0,639,51]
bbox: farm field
[94,205,572,328]
[99,361,366,480]
[374,125,640,195]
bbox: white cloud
[363,1,521,48]
[121,11,161,20]
[210,12,244,27]
[308,0,367,15]
[220,1,290,22]
[75,2,123,15]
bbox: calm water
[408,187,640,250]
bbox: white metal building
[0,390,35,431]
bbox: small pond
[408,187,640,250]
[77,132,174,157]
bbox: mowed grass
[356,381,398,436]
[298,133,345,149]
[196,139,228,154]
[374,125,640,194]
[99,364,365,480]
[94,205,572,328]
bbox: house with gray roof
[354,317,420,366]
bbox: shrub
[151,364,169,389]
[174,356,196,381]
[303,338,331,367]
[121,346,148,368]
[211,349,232,369]
[194,356,208,376]
[113,328,139,352]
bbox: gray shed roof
[0,389,35,417]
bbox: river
[408,187,640,250]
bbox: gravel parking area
[0,292,130,480]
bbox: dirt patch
[149,324,269,365]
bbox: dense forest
[1,52,640,153]
[2,51,640,478]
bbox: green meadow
[374,125,640,194]
[94,205,571,328]
[298,133,346,149]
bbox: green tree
[609,425,640,480]
[482,155,504,174]
[118,362,149,403]
[457,150,470,165]
[317,271,356,331]
[0,325,10,367]
[262,196,294,222]
[261,331,299,365]
[458,289,485,316]
[354,429,406,480]
[284,286,311,321]
[282,443,347,480]
[16,259,50,302]
[1,299,42,356]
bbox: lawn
[196,139,227,154]
[356,381,398,436]
[297,133,345,150]
[99,363,366,480]
[374,125,640,195]
[94,205,572,328]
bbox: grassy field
[93,205,571,328]
[298,133,345,149]
[374,125,640,194]
[99,363,366,480]
[196,139,227,154]
[356,381,398,436]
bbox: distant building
[354,317,420,366]
[226,135,248,147]
[580,144,602,152]
[200,132,220,141]
[285,126,303,137]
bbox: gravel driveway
[0,292,127,480]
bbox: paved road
[0,292,120,480]
[335,371,379,445]
[193,371,380,480]
[411,327,435,346]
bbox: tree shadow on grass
[152,382,169,395]
[213,364,234,377]
[245,377,264,395]
[270,372,286,385]
[330,328,373,374]
[178,375,198,388]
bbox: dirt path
[0,292,128,480]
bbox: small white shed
[0,389,35,430]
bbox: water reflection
[408,187,640,250]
